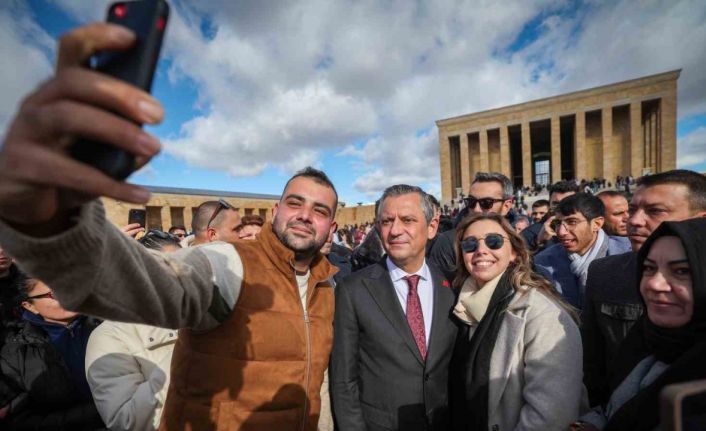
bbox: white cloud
[5,0,706,202]
[678,127,706,168]
[0,2,54,134]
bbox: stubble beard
[274,219,325,260]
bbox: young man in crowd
[428,172,516,281]
[522,180,578,252]
[534,193,631,309]
[332,185,457,430]
[237,214,264,240]
[596,190,629,236]
[0,23,338,430]
[582,170,706,406]
[530,199,550,223]
[168,225,187,241]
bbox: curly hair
[453,212,579,322]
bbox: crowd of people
[0,22,705,431]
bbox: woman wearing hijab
[449,213,583,431]
[573,218,706,430]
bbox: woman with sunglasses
[449,213,583,431]
[0,276,104,430]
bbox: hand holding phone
[70,0,170,180]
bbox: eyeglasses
[464,196,507,211]
[460,233,509,253]
[550,218,587,232]
[26,291,55,301]
[207,199,235,229]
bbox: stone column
[551,116,561,182]
[439,130,452,202]
[500,126,511,178]
[602,107,614,182]
[521,121,532,186]
[661,90,677,171]
[460,132,471,192]
[479,129,490,172]
[630,102,644,178]
[184,207,194,233]
[159,206,169,231]
[575,111,587,181]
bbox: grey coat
[469,288,585,431]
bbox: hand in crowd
[537,214,557,247]
[120,223,145,238]
[0,23,163,233]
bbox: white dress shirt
[386,257,434,346]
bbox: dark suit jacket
[331,259,458,431]
[582,251,644,406]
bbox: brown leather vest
[159,222,336,431]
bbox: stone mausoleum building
[437,70,679,203]
[102,185,373,231]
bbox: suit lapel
[425,266,454,370]
[364,261,424,365]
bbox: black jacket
[0,318,104,430]
[581,252,644,406]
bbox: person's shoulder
[589,250,634,272]
[514,288,577,327]
[534,243,565,263]
[337,259,385,289]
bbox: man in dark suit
[331,185,458,431]
[582,170,706,406]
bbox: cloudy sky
[2,0,705,204]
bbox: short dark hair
[596,190,626,199]
[532,199,550,209]
[192,201,235,233]
[282,166,338,215]
[556,192,605,222]
[168,225,186,234]
[549,180,579,196]
[637,169,706,211]
[472,172,513,198]
[427,194,441,211]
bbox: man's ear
[427,217,439,240]
[502,199,514,215]
[21,300,37,314]
[592,216,605,231]
[272,202,279,219]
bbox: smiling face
[272,176,337,257]
[555,211,603,255]
[378,192,437,273]
[640,236,694,328]
[628,184,694,251]
[462,219,516,284]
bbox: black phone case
[128,209,146,227]
[70,0,169,180]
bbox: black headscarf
[605,218,706,431]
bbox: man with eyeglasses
[521,180,578,252]
[534,193,630,309]
[168,225,187,240]
[428,172,516,281]
[581,170,706,407]
[190,199,243,246]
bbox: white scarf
[569,228,607,289]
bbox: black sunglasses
[207,199,235,229]
[464,196,507,211]
[26,291,56,301]
[460,233,508,253]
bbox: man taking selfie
[0,23,338,431]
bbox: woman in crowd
[84,230,181,431]
[449,213,583,431]
[0,276,104,430]
[573,218,706,430]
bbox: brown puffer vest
[159,222,336,431]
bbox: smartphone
[70,0,170,180]
[128,208,147,228]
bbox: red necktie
[404,275,426,360]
